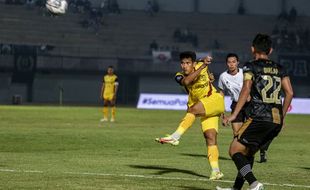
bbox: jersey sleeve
[175,72,184,85]
[196,61,209,73]
[242,62,254,81]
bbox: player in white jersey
[218,53,270,163]
[218,53,248,136]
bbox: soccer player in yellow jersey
[156,51,225,180]
[100,66,119,122]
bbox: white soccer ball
[46,0,68,14]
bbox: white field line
[0,168,310,189]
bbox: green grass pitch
[0,105,309,189]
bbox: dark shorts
[236,119,282,152]
[230,101,248,123]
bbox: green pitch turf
[0,105,309,190]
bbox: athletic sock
[171,113,195,140]
[232,152,257,185]
[111,106,116,120]
[233,156,253,189]
[103,106,108,119]
[247,155,254,168]
[233,172,245,190]
[208,145,220,172]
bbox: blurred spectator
[39,44,55,54]
[145,0,154,17]
[288,6,297,23]
[173,27,199,47]
[110,0,121,14]
[83,0,92,12]
[273,23,310,53]
[100,0,108,14]
[152,0,159,13]
[145,0,159,17]
[149,40,158,53]
[26,0,35,9]
[237,0,245,15]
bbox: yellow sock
[208,145,220,171]
[103,106,108,119]
[111,106,116,119]
[175,113,196,135]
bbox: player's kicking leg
[155,135,179,146]
[155,112,196,146]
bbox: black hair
[252,33,272,54]
[226,53,239,62]
[108,65,114,69]
[179,51,196,62]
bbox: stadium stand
[1,3,310,104]
[0,4,106,57]
[0,5,263,57]
[1,3,310,59]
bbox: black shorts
[236,119,282,152]
[230,101,248,123]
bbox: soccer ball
[46,0,68,14]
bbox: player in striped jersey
[155,51,225,180]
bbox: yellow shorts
[201,92,225,117]
[103,93,114,101]
[200,93,224,133]
[201,116,219,133]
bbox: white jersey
[218,68,243,102]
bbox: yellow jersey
[102,74,118,97]
[175,62,218,107]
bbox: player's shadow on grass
[180,153,231,161]
[129,165,207,178]
[299,167,310,170]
